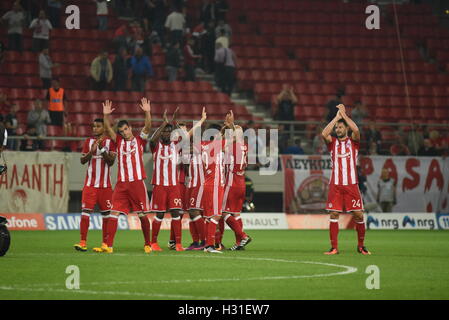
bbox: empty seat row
[295,48,422,62]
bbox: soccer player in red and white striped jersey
[74,118,116,252]
[98,98,153,254]
[322,104,370,255]
[150,108,206,251]
[200,111,251,253]
[220,124,252,251]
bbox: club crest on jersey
[329,203,333,208]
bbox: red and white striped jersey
[150,141,181,186]
[116,133,147,182]
[327,136,359,186]
[201,139,225,187]
[187,152,205,188]
[224,142,247,188]
[82,137,116,188]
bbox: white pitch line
[2,254,358,297]
[0,286,251,300]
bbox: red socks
[139,215,151,246]
[170,219,175,242]
[172,216,182,244]
[215,218,225,244]
[189,218,199,243]
[151,217,162,244]
[206,218,218,247]
[225,215,246,241]
[193,215,205,242]
[102,214,109,244]
[80,213,90,242]
[235,215,244,243]
[329,219,339,249]
[106,215,118,247]
[356,221,366,247]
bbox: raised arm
[139,97,152,135]
[149,109,168,149]
[187,107,207,138]
[321,110,342,144]
[102,100,116,141]
[337,104,360,141]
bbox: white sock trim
[356,221,365,224]
[154,217,163,222]
[192,215,202,222]
[234,215,241,220]
[224,215,231,222]
[330,219,339,223]
[172,216,181,221]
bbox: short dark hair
[94,118,103,124]
[117,120,129,128]
[177,121,186,127]
[337,119,348,127]
[164,123,174,130]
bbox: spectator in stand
[20,124,41,151]
[377,168,396,213]
[215,19,232,40]
[369,141,379,155]
[90,51,113,91]
[47,0,62,28]
[365,121,382,154]
[201,20,216,73]
[0,41,6,65]
[129,20,145,54]
[113,23,130,53]
[216,0,229,21]
[215,29,229,48]
[407,123,424,155]
[39,48,59,89]
[94,0,109,30]
[141,18,154,57]
[166,41,182,82]
[147,0,169,47]
[46,79,67,127]
[200,0,218,25]
[62,121,78,152]
[283,138,304,155]
[418,138,438,156]
[214,42,236,95]
[165,5,185,46]
[5,103,19,150]
[113,47,129,91]
[29,10,52,52]
[276,85,297,121]
[0,92,13,115]
[27,99,51,144]
[325,93,342,122]
[1,2,25,52]
[429,130,445,155]
[129,47,154,92]
[351,100,368,129]
[390,136,410,156]
[184,37,201,81]
[312,126,327,155]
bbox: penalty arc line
[2,254,358,299]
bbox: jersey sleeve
[326,136,336,152]
[108,139,117,153]
[82,139,90,154]
[350,137,360,151]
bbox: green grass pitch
[1,229,449,300]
